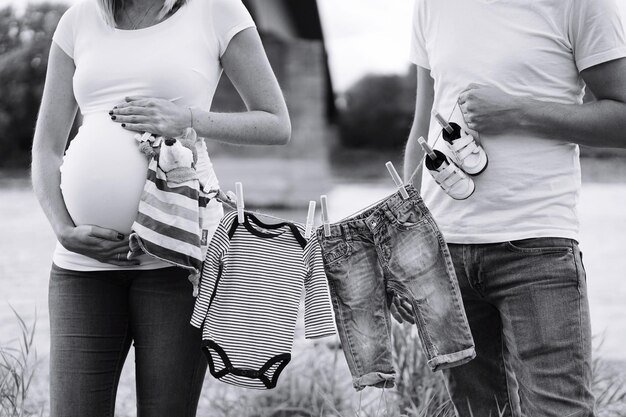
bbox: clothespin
[386,161,409,200]
[432,110,454,134]
[304,201,316,239]
[320,195,331,237]
[235,182,245,224]
[418,137,438,161]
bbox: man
[401,0,626,415]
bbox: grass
[0,308,40,417]
[202,322,626,417]
[1,307,626,417]
[390,324,455,417]
[207,344,356,417]
[593,350,626,416]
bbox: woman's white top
[52,0,255,270]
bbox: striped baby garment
[190,211,336,389]
[128,134,222,294]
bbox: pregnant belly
[61,114,149,234]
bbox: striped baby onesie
[190,211,336,389]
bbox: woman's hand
[59,225,140,267]
[109,96,191,138]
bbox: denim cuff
[353,371,396,391]
[427,347,476,372]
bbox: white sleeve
[409,0,430,69]
[210,0,256,57]
[569,0,626,71]
[52,3,80,59]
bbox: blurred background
[1,0,626,416]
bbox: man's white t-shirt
[51,0,255,270]
[410,0,626,244]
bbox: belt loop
[341,223,352,243]
[381,203,395,224]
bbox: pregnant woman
[31,0,290,415]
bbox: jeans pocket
[505,237,573,255]
[322,240,352,268]
[386,200,427,230]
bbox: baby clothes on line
[190,211,336,390]
[317,184,475,391]
[127,149,223,295]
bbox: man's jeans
[317,185,475,391]
[49,264,207,417]
[444,238,595,417]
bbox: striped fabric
[128,156,213,293]
[190,211,336,390]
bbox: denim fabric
[317,185,475,391]
[444,238,595,417]
[48,264,207,417]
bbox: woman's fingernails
[108,110,113,115]
[121,123,126,127]
[117,233,124,240]
[111,115,116,120]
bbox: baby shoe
[442,122,488,176]
[424,149,475,200]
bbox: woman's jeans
[317,185,475,391]
[444,238,595,417]
[49,264,207,417]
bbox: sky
[3,0,626,91]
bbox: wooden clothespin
[304,201,316,239]
[386,161,409,200]
[418,137,438,161]
[320,195,331,237]
[235,182,245,224]
[432,110,454,134]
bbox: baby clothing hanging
[318,185,475,391]
[190,211,336,390]
[127,132,223,294]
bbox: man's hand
[458,84,532,137]
[390,295,415,324]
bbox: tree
[338,67,417,149]
[0,3,68,168]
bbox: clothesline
[212,100,459,226]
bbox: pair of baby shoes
[422,118,488,200]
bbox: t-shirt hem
[52,252,171,271]
[219,22,256,58]
[576,47,626,71]
[442,229,579,245]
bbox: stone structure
[208,0,336,207]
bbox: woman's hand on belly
[59,225,141,267]
[109,96,190,138]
